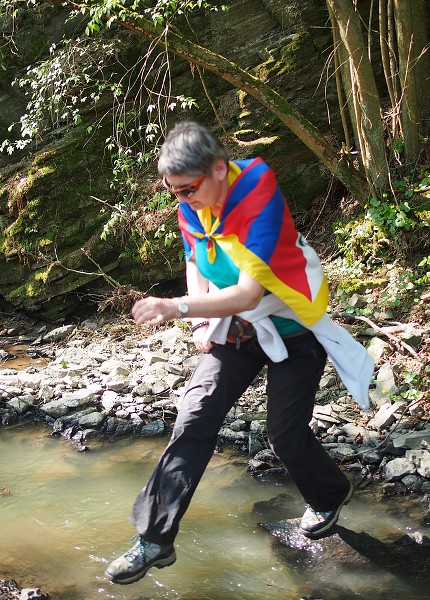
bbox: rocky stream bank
[1,310,429,599]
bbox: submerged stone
[261,518,430,598]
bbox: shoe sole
[105,550,177,585]
[300,481,354,539]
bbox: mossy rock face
[0,0,350,318]
[0,126,184,319]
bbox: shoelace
[311,510,331,518]
[305,506,331,518]
[124,535,148,562]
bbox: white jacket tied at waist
[202,294,374,411]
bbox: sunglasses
[162,174,206,198]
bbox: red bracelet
[190,321,209,333]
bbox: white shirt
[203,294,374,411]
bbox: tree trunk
[411,1,430,135]
[393,0,424,164]
[328,2,362,170]
[327,0,389,197]
[379,0,401,139]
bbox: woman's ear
[212,158,228,181]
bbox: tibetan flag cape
[177,157,329,327]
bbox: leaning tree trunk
[327,0,389,198]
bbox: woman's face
[164,158,228,212]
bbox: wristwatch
[176,298,190,317]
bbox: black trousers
[131,331,350,545]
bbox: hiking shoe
[105,535,176,585]
[299,481,354,538]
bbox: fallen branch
[331,312,421,359]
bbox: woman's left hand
[192,324,213,353]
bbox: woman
[105,121,373,585]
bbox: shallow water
[0,424,429,600]
[1,344,49,370]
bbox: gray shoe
[105,535,176,585]
[299,481,354,538]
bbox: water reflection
[0,424,429,600]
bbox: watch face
[178,302,189,316]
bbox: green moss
[416,209,430,223]
[254,33,309,80]
[34,264,56,285]
[7,278,43,302]
[233,129,255,140]
[1,124,113,264]
[335,278,383,295]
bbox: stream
[1,423,429,600]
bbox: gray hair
[157,121,228,176]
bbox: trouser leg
[131,342,265,545]
[266,332,350,511]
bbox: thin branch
[331,311,422,360]
[53,247,121,288]
[195,64,235,142]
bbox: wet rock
[405,448,430,478]
[0,348,10,361]
[6,395,36,414]
[249,419,266,434]
[397,531,430,546]
[324,442,357,461]
[0,409,19,425]
[39,390,98,418]
[78,411,105,428]
[0,579,49,599]
[261,518,430,597]
[41,324,76,343]
[421,481,430,494]
[248,457,272,472]
[391,427,430,450]
[219,426,248,444]
[359,447,383,465]
[247,434,264,455]
[383,457,416,481]
[401,474,423,492]
[140,419,165,436]
[382,481,406,496]
[230,419,246,431]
